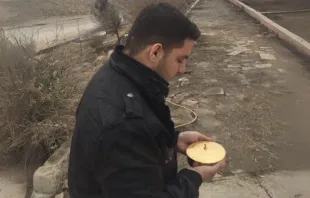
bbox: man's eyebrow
[182,55,189,59]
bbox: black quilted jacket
[68,45,202,198]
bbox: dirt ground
[172,0,310,173]
[242,0,310,42]
[0,0,92,26]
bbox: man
[68,3,225,198]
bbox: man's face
[153,39,195,81]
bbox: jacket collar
[109,45,176,147]
[109,45,169,103]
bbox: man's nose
[178,64,186,74]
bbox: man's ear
[149,43,164,62]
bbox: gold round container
[186,141,226,166]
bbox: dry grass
[0,31,80,159]
[0,29,100,198]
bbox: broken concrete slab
[204,87,225,96]
[242,67,256,71]
[181,99,198,107]
[198,98,213,105]
[243,50,254,54]
[232,169,245,174]
[227,64,241,68]
[216,103,233,113]
[199,171,310,198]
[178,77,189,82]
[261,82,272,88]
[228,49,246,56]
[236,40,246,45]
[55,192,65,198]
[197,62,210,68]
[171,108,194,127]
[236,74,250,85]
[204,79,218,85]
[32,141,70,197]
[260,46,272,49]
[199,175,270,198]
[255,50,265,54]
[254,63,272,69]
[277,68,286,73]
[197,115,221,131]
[246,40,255,45]
[241,59,253,62]
[178,77,190,86]
[224,68,241,72]
[194,108,216,116]
[260,171,310,198]
[201,32,216,36]
[228,46,249,56]
[258,52,277,60]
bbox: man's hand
[177,131,212,155]
[188,160,226,182]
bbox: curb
[227,0,310,58]
[35,26,100,55]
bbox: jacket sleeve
[95,120,202,198]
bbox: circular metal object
[186,141,226,165]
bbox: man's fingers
[197,133,213,141]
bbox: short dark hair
[124,3,201,56]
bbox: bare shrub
[92,0,122,41]
[0,31,78,159]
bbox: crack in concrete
[256,178,273,198]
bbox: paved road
[200,171,310,198]
[2,15,99,51]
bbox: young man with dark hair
[68,3,225,198]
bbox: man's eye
[178,59,183,64]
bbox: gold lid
[186,141,226,164]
